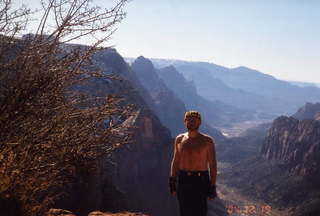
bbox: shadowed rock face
[131,56,186,136]
[130,57,226,142]
[261,103,320,178]
[292,102,320,120]
[47,208,149,216]
[40,48,178,216]
[107,110,176,216]
[157,65,256,128]
[221,103,320,216]
[259,113,320,215]
[261,117,320,180]
[260,103,320,183]
[90,50,177,216]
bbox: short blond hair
[184,110,201,121]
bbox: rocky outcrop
[157,65,256,128]
[131,56,186,136]
[221,103,320,216]
[47,208,148,216]
[261,116,320,180]
[131,57,226,142]
[37,48,178,216]
[261,103,320,179]
[105,109,176,216]
[292,102,320,120]
[90,50,177,216]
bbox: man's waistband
[179,170,209,177]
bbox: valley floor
[217,119,272,138]
[209,162,290,216]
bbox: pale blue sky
[110,0,320,83]
[20,0,320,83]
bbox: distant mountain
[157,65,256,127]
[289,81,320,88]
[149,58,320,117]
[174,63,285,114]
[130,56,225,141]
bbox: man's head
[184,111,201,131]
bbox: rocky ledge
[47,208,149,216]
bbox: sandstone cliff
[131,56,186,136]
[89,49,177,216]
[130,56,225,143]
[47,208,148,216]
[221,103,320,216]
[261,116,320,180]
[15,48,178,216]
[292,102,320,120]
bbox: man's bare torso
[176,132,211,171]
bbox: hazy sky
[109,0,320,83]
[22,0,320,83]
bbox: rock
[91,50,178,216]
[221,103,320,215]
[47,209,76,216]
[43,48,177,216]
[261,115,320,179]
[47,209,149,216]
[88,211,148,216]
[157,65,256,128]
[131,56,186,136]
[292,102,320,120]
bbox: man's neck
[187,130,199,138]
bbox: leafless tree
[0,0,133,215]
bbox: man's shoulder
[175,133,186,142]
[199,133,215,143]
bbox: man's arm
[170,135,181,177]
[169,135,182,195]
[207,138,217,185]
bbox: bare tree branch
[0,0,132,216]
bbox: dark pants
[177,170,210,216]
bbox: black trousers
[177,170,210,216]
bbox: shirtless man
[169,111,217,216]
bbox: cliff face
[221,103,320,216]
[157,66,198,109]
[157,65,256,128]
[131,57,226,145]
[47,208,149,216]
[262,117,320,179]
[259,107,320,215]
[108,110,176,216]
[292,102,320,120]
[131,56,186,136]
[261,106,320,180]
[90,50,177,216]
[44,49,177,216]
